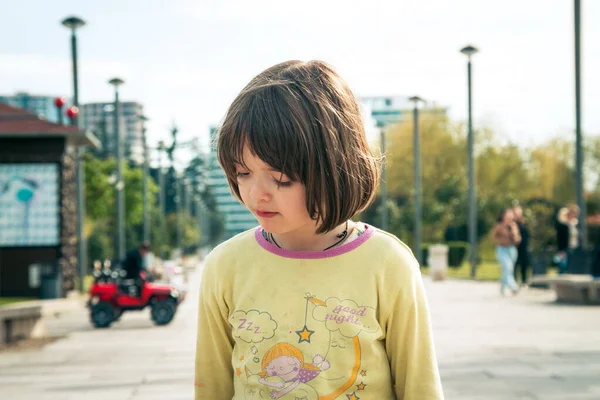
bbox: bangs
[218,83,313,183]
[216,60,380,234]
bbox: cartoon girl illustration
[258,343,330,399]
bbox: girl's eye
[236,172,249,178]
[274,179,293,188]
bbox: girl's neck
[269,221,354,252]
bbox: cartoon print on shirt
[230,310,278,343]
[257,342,330,399]
[236,294,380,400]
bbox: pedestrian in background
[554,207,570,274]
[512,204,530,286]
[493,208,522,296]
[567,203,581,251]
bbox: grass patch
[422,258,559,281]
[422,259,502,281]
[0,298,35,307]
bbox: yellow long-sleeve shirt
[195,224,444,399]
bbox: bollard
[429,244,449,281]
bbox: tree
[84,154,116,221]
[382,113,469,244]
[527,139,575,205]
[369,113,586,258]
[84,154,161,266]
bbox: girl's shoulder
[367,227,414,254]
[358,227,423,285]
[363,226,420,269]
[203,227,260,267]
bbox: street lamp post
[109,77,126,260]
[379,125,388,231]
[574,0,587,248]
[157,141,167,223]
[184,177,192,217]
[195,199,202,249]
[176,175,183,251]
[53,97,66,125]
[66,106,79,126]
[139,115,150,243]
[102,104,115,159]
[409,96,425,265]
[460,44,479,278]
[61,15,87,292]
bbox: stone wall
[60,150,78,293]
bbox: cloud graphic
[229,310,278,343]
[312,298,379,338]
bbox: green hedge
[421,241,470,269]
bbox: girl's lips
[256,210,278,218]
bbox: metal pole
[380,127,388,231]
[185,180,192,217]
[196,200,202,248]
[102,108,109,158]
[141,118,150,242]
[574,0,587,248]
[57,106,64,126]
[467,58,477,277]
[71,29,87,293]
[114,87,126,260]
[413,104,422,265]
[70,31,79,115]
[158,148,166,218]
[176,176,183,251]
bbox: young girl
[195,60,443,399]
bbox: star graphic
[296,325,315,343]
[356,382,367,390]
[360,370,367,376]
[239,355,245,361]
[235,367,242,376]
[347,392,360,400]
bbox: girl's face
[265,356,301,381]
[503,210,514,223]
[235,145,313,234]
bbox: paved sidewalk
[1,265,599,399]
[0,266,201,400]
[428,278,600,400]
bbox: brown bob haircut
[217,60,380,234]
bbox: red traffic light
[54,97,66,108]
[66,106,79,119]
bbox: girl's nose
[249,178,271,202]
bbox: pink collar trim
[255,224,374,259]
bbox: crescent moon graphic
[318,336,361,400]
[312,296,362,400]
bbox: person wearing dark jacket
[512,206,530,285]
[122,241,150,278]
[121,242,151,296]
[592,239,600,279]
[555,208,570,274]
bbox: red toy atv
[88,267,180,328]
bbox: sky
[1,0,599,163]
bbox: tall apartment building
[79,102,144,163]
[206,126,257,241]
